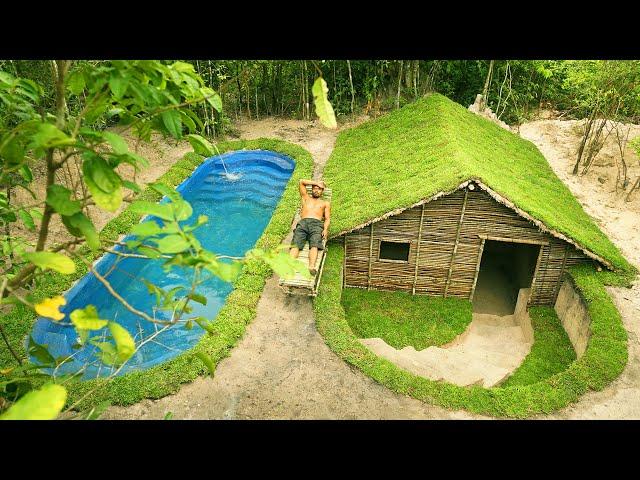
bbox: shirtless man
[289,178,331,276]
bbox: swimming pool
[29,150,294,379]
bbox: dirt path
[102,114,639,420]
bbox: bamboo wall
[342,187,595,306]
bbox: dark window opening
[379,241,410,262]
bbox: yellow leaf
[35,296,66,321]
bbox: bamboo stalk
[477,234,549,246]
[367,223,374,290]
[445,189,468,297]
[412,203,426,295]
[528,245,545,308]
[469,238,485,301]
[342,236,347,289]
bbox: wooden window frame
[377,239,412,263]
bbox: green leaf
[93,341,118,365]
[210,260,243,283]
[149,182,181,201]
[67,70,86,95]
[109,73,129,99]
[0,383,67,420]
[312,77,337,129]
[29,123,75,150]
[153,234,191,254]
[201,87,223,112]
[29,208,43,220]
[129,201,174,221]
[194,351,216,377]
[23,251,75,274]
[122,180,142,193]
[137,246,162,259]
[18,210,35,230]
[163,411,173,420]
[120,152,149,170]
[108,322,135,364]
[130,221,162,237]
[27,335,56,366]
[186,134,216,157]
[161,110,182,139]
[187,293,207,305]
[83,155,121,193]
[62,212,99,250]
[46,185,81,216]
[70,305,109,331]
[19,165,33,182]
[82,156,122,212]
[172,199,193,221]
[102,131,128,155]
[1,136,25,164]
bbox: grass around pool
[341,288,472,350]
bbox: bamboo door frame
[470,234,548,306]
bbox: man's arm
[298,179,324,199]
[322,201,331,241]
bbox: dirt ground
[11,130,194,248]
[19,113,638,420]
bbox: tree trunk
[396,60,403,109]
[347,60,355,115]
[573,108,598,175]
[481,60,495,109]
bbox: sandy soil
[17,112,637,420]
[519,119,640,267]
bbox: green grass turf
[322,93,634,279]
[313,241,628,417]
[341,288,472,350]
[500,307,576,387]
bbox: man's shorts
[292,218,324,250]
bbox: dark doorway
[472,240,540,315]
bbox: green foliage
[69,305,109,331]
[0,383,66,420]
[501,307,576,387]
[312,77,337,129]
[341,288,472,350]
[22,251,75,274]
[313,242,628,418]
[323,93,635,276]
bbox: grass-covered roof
[323,93,632,273]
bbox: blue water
[29,150,294,379]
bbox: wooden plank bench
[278,185,332,297]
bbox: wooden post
[469,238,485,301]
[445,189,468,297]
[528,245,545,308]
[367,223,374,290]
[412,203,426,295]
[552,244,569,303]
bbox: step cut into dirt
[359,289,534,388]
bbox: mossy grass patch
[314,240,628,418]
[341,288,472,350]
